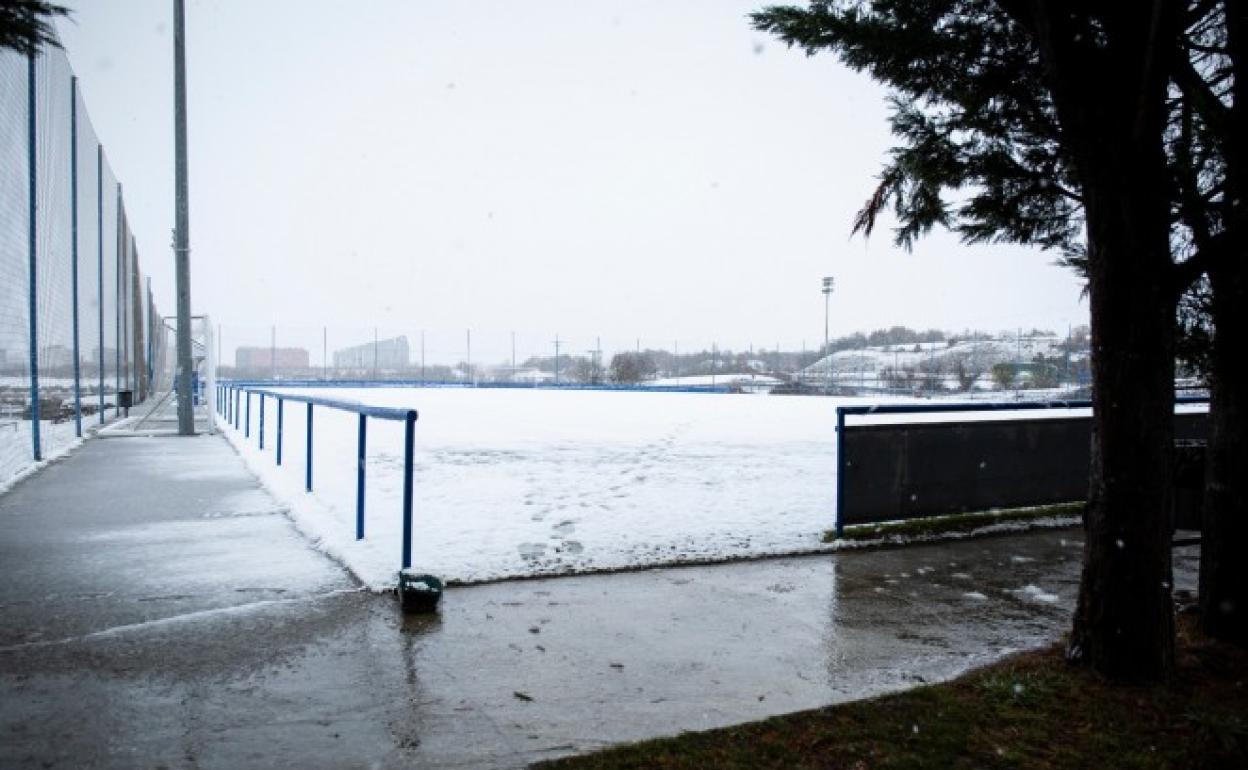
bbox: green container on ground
[398,571,444,613]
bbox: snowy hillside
[801,336,1089,391]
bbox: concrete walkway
[0,432,1200,769]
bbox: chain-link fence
[1,45,166,484]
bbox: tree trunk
[1201,261,1248,644]
[1002,1,1183,681]
[1068,177,1176,680]
[1200,0,1248,646]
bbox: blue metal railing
[833,396,1210,538]
[217,382,420,571]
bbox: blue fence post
[234,389,241,429]
[112,183,120,418]
[96,144,104,424]
[356,414,367,540]
[835,406,846,539]
[258,393,265,449]
[26,52,41,462]
[276,397,284,465]
[305,403,313,491]
[401,410,417,571]
[244,391,251,438]
[70,77,82,439]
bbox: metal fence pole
[276,397,283,465]
[356,414,366,540]
[26,52,41,462]
[96,144,104,423]
[244,391,250,438]
[258,393,265,449]
[401,410,417,570]
[146,277,153,390]
[70,77,83,438]
[114,183,121,416]
[305,403,313,491]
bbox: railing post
[356,414,367,540]
[234,389,240,429]
[305,403,314,491]
[401,410,417,570]
[835,406,845,539]
[276,397,284,465]
[244,391,251,438]
[258,393,265,449]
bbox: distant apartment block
[38,345,75,369]
[90,347,119,366]
[333,336,409,369]
[235,346,310,370]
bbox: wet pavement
[0,434,1200,769]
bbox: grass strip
[826,502,1084,543]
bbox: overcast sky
[56,0,1088,364]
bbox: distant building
[38,345,74,369]
[90,347,119,366]
[333,336,409,370]
[511,367,555,384]
[235,346,310,370]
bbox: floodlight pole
[822,276,834,395]
[554,334,561,385]
[173,0,194,434]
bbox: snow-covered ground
[0,420,83,494]
[644,373,783,389]
[219,386,1127,590]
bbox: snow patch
[1015,584,1059,603]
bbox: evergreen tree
[0,1,69,56]
[753,0,1243,680]
[1180,0,1248,646]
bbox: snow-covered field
[222,386,1110,590]
[225,388,842,587]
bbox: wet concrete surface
[0,434,1201,769]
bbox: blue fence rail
[833,397,1210,538]
[218,382,420,571]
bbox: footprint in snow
[518,543,547,560]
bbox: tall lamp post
[173,0,194,434]
[822,276,834,394]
